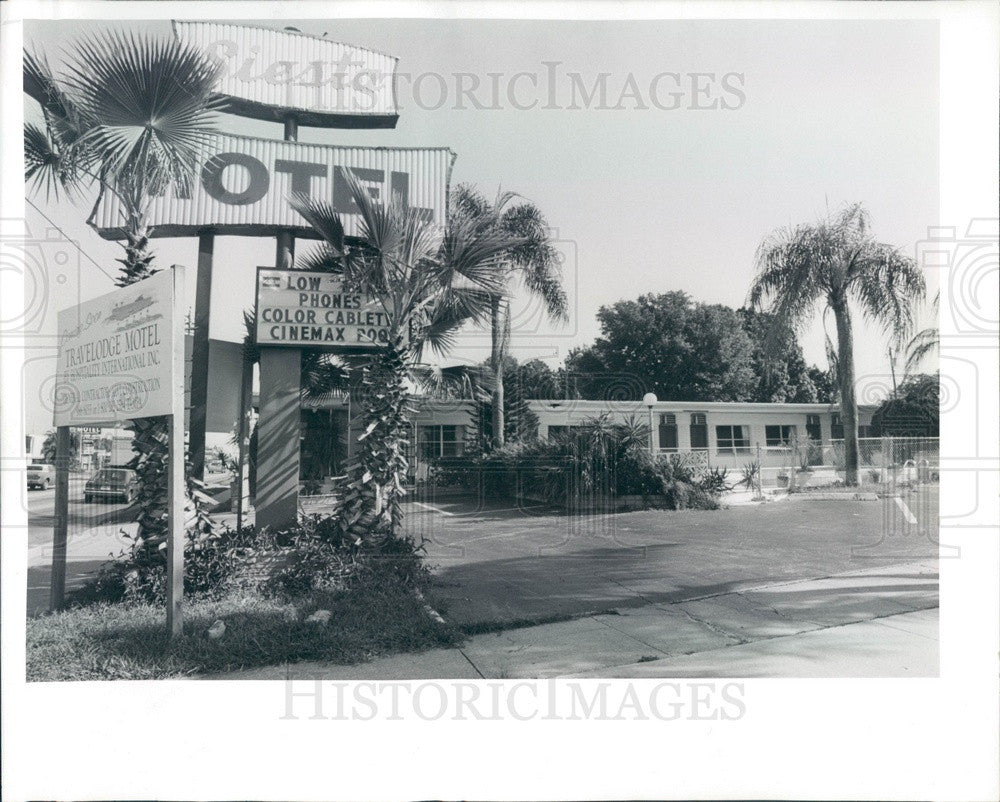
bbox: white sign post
[52,266,186,637]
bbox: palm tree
[290,172,521,541]
[450,185,567,449]
[24,32,223,545]
[903,290,940,377]
[749,203,926,485]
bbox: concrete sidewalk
[204,559,938,680]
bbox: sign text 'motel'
[54,269,177,426]
[89,134,454,240]
[255,269,401,349]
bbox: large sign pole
[188,233,214,481]
[49,426,71,610]
[255,115,302,532]
[166,265,187,636]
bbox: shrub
[739,460,761,490]
[427,415,723,511]
[68,514,428,607]
[698,467,731,494]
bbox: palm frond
[748,225,826,352]
[410,362,494,401]
[849,242,925,340]
[60,31,222,197]
[289,195,346,258]
[438,214,518,295]
[903,327,938,374]
[300,351,351,399]
[24,123,77,200]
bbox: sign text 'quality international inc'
[255,269,399,350]
[55,270,176,426]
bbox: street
[26,475,137,547]
[26,474,139,616]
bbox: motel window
[547,425,567,440]
[548,425,587,441]
[765,425,797,448]
[419,425,462,459]
[829,414,874,439]
[715,425,751,454]
[689,413,708,450]
[806,414,822,442]
[831,413,844,440]
[658,413,678,451]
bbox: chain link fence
[749,436,939,492]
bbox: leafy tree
[749,203,925,484]
[807,365,838,403]
[871,373,939,436]
[738,308,820,402]
[291,172,519,541]
[24,33,223,544]
[450,185,567,449]
[41,429,81,464]
[565,292,757,401]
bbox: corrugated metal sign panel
[89,133,456,240]
[173,21,399,128]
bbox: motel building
[199,384,876,488]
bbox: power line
[24,197,117,282]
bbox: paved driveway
[404,486,940,628]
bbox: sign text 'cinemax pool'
[255,269,400,349]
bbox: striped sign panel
[89,133,456,240]
[173,20,399,128]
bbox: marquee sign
[89,133,455,240]
[54,269,178,426]
[172,21,399,128]
[255,268,403,350]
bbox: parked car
[84,467,138,503]
[26,464,55,490]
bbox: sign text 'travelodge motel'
[88,133,454,241]
[255,269,398,348]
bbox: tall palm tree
[24,32,223,545]
[450,185,567,449]
[290,173,520,541]
[749,203,926,485]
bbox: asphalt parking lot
[403,486,940,628]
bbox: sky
[21,17,940,432]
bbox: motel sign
[89,133,454,240]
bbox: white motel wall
[405,397,875,480]
[530,399,875,466]
[196,384,875,481]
